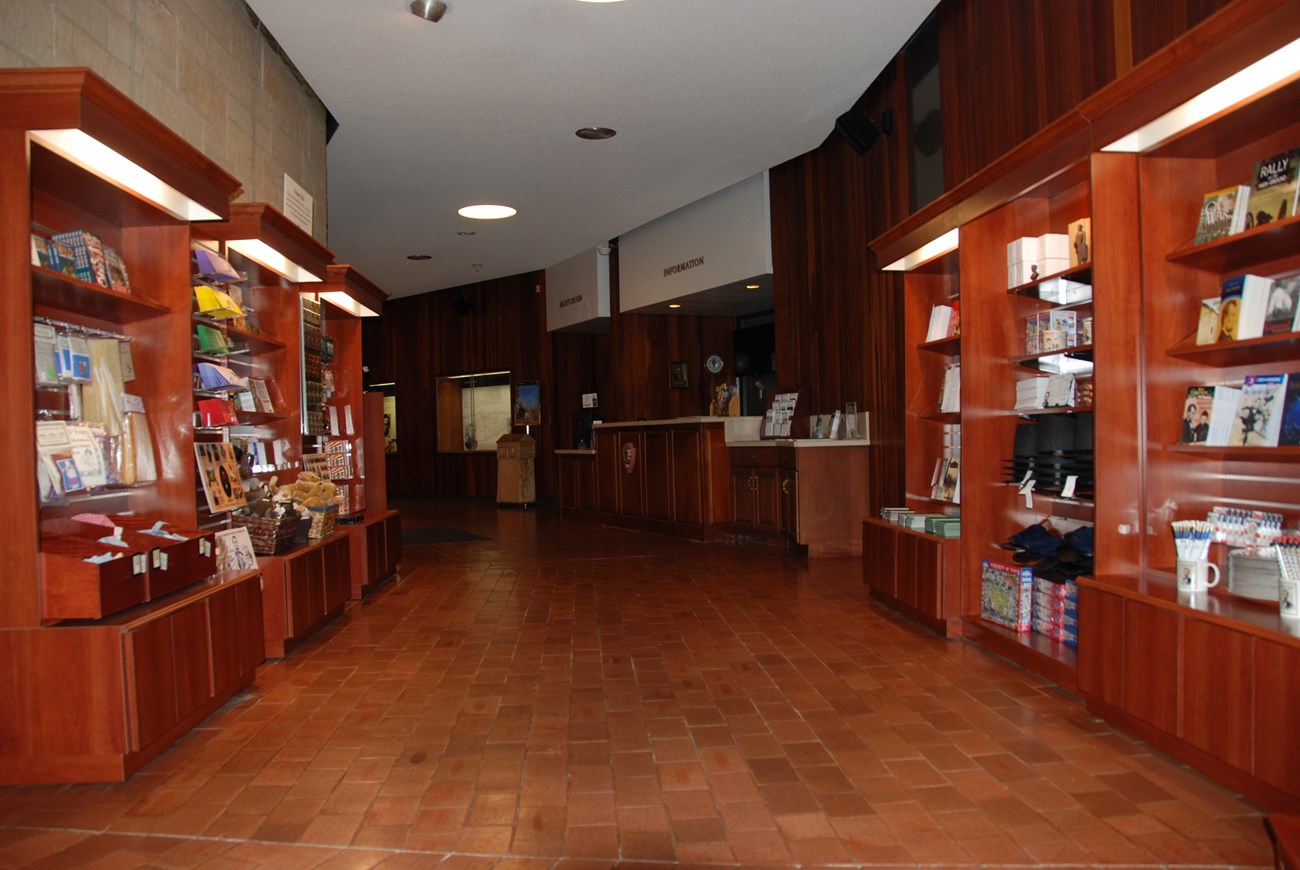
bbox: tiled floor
[0,499,1275,868]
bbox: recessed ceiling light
[745,284,760,289]
[576,0,626,3]
[668,303,682,309]
[457,231,476,236]
[406,254,432,260]
[575,127,617,140]
[410,0,448,22]
[458,204,517,220]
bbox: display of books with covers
[102,244,131,294]
[195,361,244,391]
[1280,378,1300,447]
[1195,297,1222,345]
[938,363,961,413]
[1194,184,1251,245]
[1181,386,1215,444]
[1228,374,1287,447]
[981,559,1033,632]
[1265,273,1300,334]
[50,230,109,286]
[195,323,229,354]
[1218,274,1272,341]
[1249,147,1299,227]
[193,282,243,318]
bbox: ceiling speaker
[452,293,473,316]
[834,108,892,154]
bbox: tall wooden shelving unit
[315,264,402,600]
[870,0,1300,810]
[0,68,265,784]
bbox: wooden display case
[0,67,258,784]
[869,1,1300,809]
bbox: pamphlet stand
[760,389,810,440]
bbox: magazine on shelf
[1193,185,1251,245]
[1249,147,1299,227]
[1228,374,1287,447]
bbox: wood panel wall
[362,0,1238,505]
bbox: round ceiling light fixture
[575,126,617,141]
[410,0,448,22]
[457,204,517,220]
[668,303,682,309]
[745,283,760,289]
[457,231,476,236]
[406,254,432,260]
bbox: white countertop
[728,439,870,448]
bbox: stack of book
[924,515,961,538]
[1181,374,1294,447]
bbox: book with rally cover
[1194,185,1251,245]
[1228,374,1287,447]
[1249,147,1299,227]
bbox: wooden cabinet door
[909,534,942,617]
[1121,599,1179,735]
[778,469,798,539]
[861,521,895,596]
[1183,619,1253,773]
[671,428,703,526]
[285,551,320,637]
[384,514,401,577]
[323,537,350,614]
[731,468,756,528]
[237,579,265,681]
[171,602,212,722]
[126,617,177,752]
[1077,585,1124,708]
[642,429,673,522]
[1255,637,1300,793]
[753,467,779,533]
[208,586,242,698]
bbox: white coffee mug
[1176,558,1220,592]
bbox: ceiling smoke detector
[410,0,448,23]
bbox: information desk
[589,418,733,541]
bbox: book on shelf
[1182,384,1241,446]
[1279,378,1300,447]
[1195,297,1222,345]
[1193,184,1251,245]
[193,282,243,318]
[248,378,274,413]
[937,362,961,413]
[1228,374,1287,447]
[102,245,131,294]
[1265,273,1300,334]
[932,454,960,504]
[925,304,957,341]
[197,397,238,427]
[1218,273,1271,341]
[195,361,244,391]
[1015,377,1049,410]
[1043,373,1076,408]
[50,230,109,287]
[1249,147,1299,227]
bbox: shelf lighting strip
[882,228,960,272]
[29,129,222,222]
[318,290,380,317]
[1103,36,1300,153]
[226,239,323,284]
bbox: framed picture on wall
[669,361,689,389]
[514,381,541,426]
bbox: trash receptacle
[496,433,536,506]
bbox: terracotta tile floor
[0,498,1275,868]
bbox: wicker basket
[232,512,298,555]
[307,503,339,539]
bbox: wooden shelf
[918,334,961,355]
[1006,263,1093,297]
[1167,332,1300,367]
[1010,344,1094,369]
[1013,405,1094,416]
[1166,214,1300,274]
[919,411,961,423]
[228,324,286,353]
[33,267,169,323]
[962,617,1079,689]
[1166,443,1300,460]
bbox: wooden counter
[590,418,732,541]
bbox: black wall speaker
[834,108,892,155]
[451,293,473,316]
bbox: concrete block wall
[0,0,330,243]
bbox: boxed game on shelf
[981,559,1033,632]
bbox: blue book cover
[1280,378,1300,447]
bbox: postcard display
[868,11,1300,809]
[0,69,269,785]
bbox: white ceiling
[244,0,935,302]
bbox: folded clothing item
[1007,523,1061,560]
